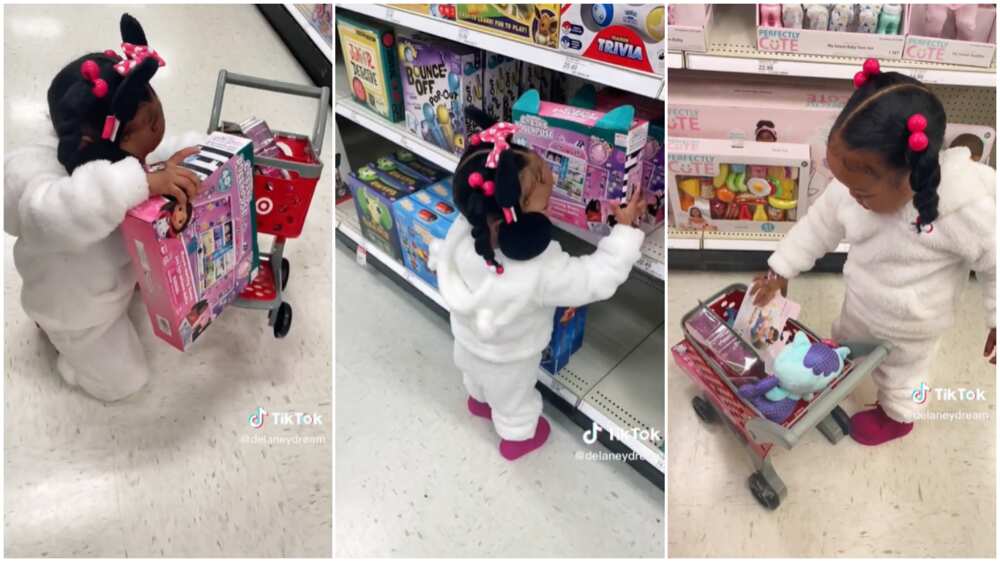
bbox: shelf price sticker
[906,68,927,82]
[562,57,591,80]
[756,59,777,74]
[383,6,400,24]
[356,244,367,267]
[457,28,477,48]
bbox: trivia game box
[337,13,405,122]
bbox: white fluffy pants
[454,342,543,441]
[44,312,151,402]
[832,296,940,423]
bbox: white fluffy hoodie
[769,146,996,338]
[430,216,644,363]
[5,131,205,332]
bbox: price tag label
[562,57,589,79]
[457,28,477,48]
[356,244,368,267]
[757,59,776,74]
[907,69,926,81]
[398,135,412,152]
[384,7,400,24]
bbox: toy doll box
[542,306,588,374]
[667,4,711,53]
[667,137,810,235]
[559,4,665,76]
[512,89,649,237]
[756,4,907,60]
[397,32,482,155]
[337,13,405,122]
[396,189,456,289]
[123,133,255,351]
[457,4,561,48]
[903,5,996,68]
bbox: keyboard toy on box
[123,132,256,351]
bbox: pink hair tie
[907,113,929,152]
[468,172,484,189]
[482,180,495,197]
[853,58,881,88]
[80,60,108,98]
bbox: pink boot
[850,403,913,446]
[467,396,492,419]
[499,417,551,461]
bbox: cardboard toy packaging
[391,149,451,184]
[426,176,455,202]
[122,132,256,351]
[667,3,711,52]
[483,52,520,123]
[396,188,456,288]
[369,156,431,193]
[513,89,649,237]
[337,13,405,122]
[558,4,665,76]
[346,166,414,261]
[541,306,589,374]
[903,4,996,68]
[667,137,811,235]
[387,4,457,20]
[755,3,907,59]
[397,32,483,155]
[457,4,561,48]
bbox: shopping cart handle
[209,69,330,156]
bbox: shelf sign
[356,244,367,267]
[756,59,777,74]
[562,57,591,80]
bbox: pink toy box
[512,89,650,237]
[756,3,907,59]
[903,4,996,68]
[123,132,256,351]
[668,137,811,235]
[558,4,665,76]
[667,4,711,53]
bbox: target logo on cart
[256,197,274,216]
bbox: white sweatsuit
[431,216,644,440]
[5,130,205,401]
[769,147,996,422]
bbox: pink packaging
[513,89,650,236]
[667,4,711,53]
[756,3,907,59]
[667,137,811,235]
[903,4,996,68]
[122,132,256,351]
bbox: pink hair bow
[478,122,518,169]
[113,42,166,76]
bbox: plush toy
[805,4,830,30]
[738,331,850,424]
[829,4,855,31]
[781,4,804,28]
[857,4,882,33]
[877,4,902,35]
[760,4,783,27]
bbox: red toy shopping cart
[208,70,330,338]
[672,284,889,510]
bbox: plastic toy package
[559,4,665,75]
[337,13,405,122]
[397,32,483,154]
[457,4,561,48]
[123,132,256,351]
[684,304,763,380]
[541,306,589,374]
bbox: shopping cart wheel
[748,472,781,510]
[831,406,851,437]
[692,396,717,424]
[281,258,290,290]
[273,302,292,338]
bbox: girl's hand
[749,271,788,307]
[985,328,996,364]
[612,187,645,227]
[146,147,201,205]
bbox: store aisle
[668,271,995,557]
[335,246,665,558]
[4,5,331,557]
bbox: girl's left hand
[985,328,996,364]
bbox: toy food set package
[395,185,457,288]
[388,4,457,20]
[457,4,561,48]
[732,290,801,372]
[559,4,665,76]
[541,306,589,374]
[668,137,811,235]
[337,13,405,122]
[483,52,521,123]
[397,32,483,155]
[346,158,434,260]
[391,148,452,184]
[756,3,907,59]
[667,4,711,52]
[903,4,996,67]
[123,133,256,351]
[512,89,650,237]
[520,61,557,101]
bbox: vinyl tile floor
[334,245,665,558]
[667,270,996,558]
[4,5,332,557]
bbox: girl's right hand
[750,270,788,306]
[612,186,645,227]
[146,147,201,205]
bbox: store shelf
[668,228,701,250]
[335,63,665,281]
[668,51,684,69]
[285,3,332,63]
[669,228,850,253]
[684,4,996,87]
[340,4,665,99]
[336,200,664,477]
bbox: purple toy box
[512,89,649,237]
[123,132,256,351]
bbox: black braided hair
[46,14,161,174]
[453,106,552,272]
[830,71,946,233]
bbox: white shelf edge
[285,3,332,63]
[667,236,700,250]
[668,51,684,69]
[577,400,665,473]
[700,236,850,254]
[341,3,664,99]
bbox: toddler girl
[431,107,646,460]
[752,59,996,446]
[5,14,205,401]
